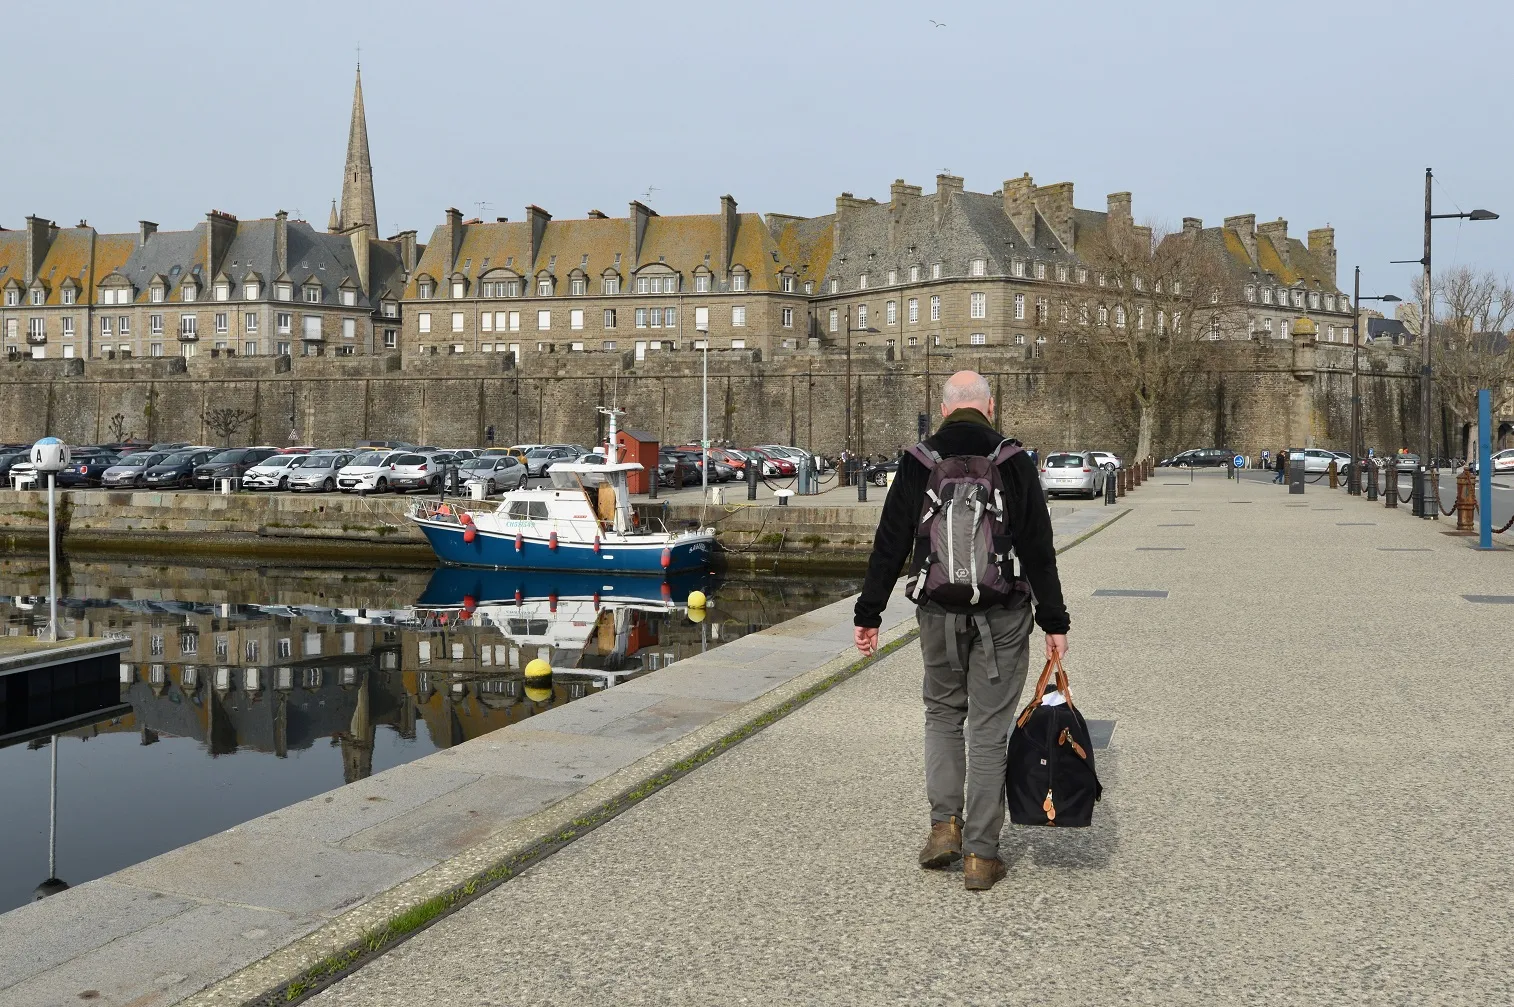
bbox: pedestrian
[853,370,1068,892]
[1273,449,1287,484]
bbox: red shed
[615,428,659,494]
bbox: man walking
[853,371,1069,892]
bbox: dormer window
[886,269,897,286]
[61,288,76,305]
[909,265,921,283]
[694,274,710,293]
[303,285,321,303]
[570,277,586,296]
[1035,262,1047,280]
[1245,284,1256,302]
[31,288,44,305]
[341,290,356,306]
[602,274,620,295]
[451,280,465,298]
[214,283,230,301]
[781,275,796,293]
[276,282,292,301]
[731,269,748,292]
[417,281,433,298]
[537,276,554,296]
[1262,287,1273,304]
[244,281,260,300]
[804,280,814,295]
[972,259,988,277]
[151,285,165,302]
[830,277,839,293]
[181,283,197,302]
[932,263,943,280]
[1008,260,1023,278]
[3,289,17,307]
[858,272,868,290]
[382,300,397,318]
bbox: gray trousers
[917,602,1033,858]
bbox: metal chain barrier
[1499,513,1514,535]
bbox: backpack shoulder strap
[906,441,943,471]
[986,438,1023,466]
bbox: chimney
[1182,217,1203,237]
[1031,182,1075,251]
[273,211,289,277]
[935,174,964,224]
[1002,174,1036,241]
[350,230,371,293]
[1223,214,1257,263]
[1307,226,1337,284]
[628,200,655,266]
[1257,218,1290,266]
[442,207,465,276]
[833,192,869,258]
[587,209,608,219]
[391,230,418,273]
[1106,192,1133,227]
[889,179,922,206]
[24,216,53,283]
[206,210,238,275]
[719,195,739,278]
[138,220,157,247]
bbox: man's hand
[854,626,879,656]
[1045,634,1069,660]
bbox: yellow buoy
[687,590,707,610]
[687,606,707,624]
[524,684,553,704]
[524,658,552,680]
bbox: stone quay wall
[0,339,1421,461]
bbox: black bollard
[1365,462,1378,502]
[1385,461,1397,508]
[855,459,868,502]
[746,458,758,501]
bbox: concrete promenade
[308,473,1512,1007]
[0,497,1122,1006]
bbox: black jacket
[854,409,1069,634]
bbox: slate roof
[0,230,25,288]
[1367,317,1411,344]
[118,224,206,303]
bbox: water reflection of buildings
[0,567,785,783]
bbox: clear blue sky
[7,0,1509,302]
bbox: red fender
[660,547,672,570]
[592,592,601,610]
[515,532,524,552]
[514,588,523,606]
[661,580,672,600]
[549,591,558,613]
[549,531,558,551]
[593,536,601,554]
[463,525,477,543]
[462,594,477,616]
[459,511,474,525]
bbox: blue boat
[408,460,714,574]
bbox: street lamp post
[1395,168,1498,517]
[1349,266,1400,495]
[696,321,709,495]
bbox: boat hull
[417,567,709,608]
[413,519,713,574]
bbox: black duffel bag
[1007,655,1102,827]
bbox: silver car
[1039,451,1109,499]
[458,454,527,494]
[285,451,355,493]
[99,452,167,488]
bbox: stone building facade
[401,198,812,360]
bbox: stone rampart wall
[0,341,1422,459]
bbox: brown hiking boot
[918,817,962,869]
[963,854,1007,891]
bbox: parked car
[100,452,168,488]
[1159,448,1234,468]
[242,454,307,491]
[193,447,280,489]
[865,456,901,487]
[386,452,451,493]
[143,450,216,488]
[657,451,703,487]
[1087,451,1122,470]
[757,444,828,472]
[744,447,796,477]
[459,454,527,494]
[55,450,121,488]
[337,450,407,493]
[285,451,354,493]
[0,449,33,482]
[525,446,580,477]
[1039,451,1109,499]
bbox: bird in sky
[929,19,946,27]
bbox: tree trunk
[1136,404,1155,461]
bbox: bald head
[941,371,994,419]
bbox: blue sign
[1233,455,1245,469]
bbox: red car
[743,448,796,476]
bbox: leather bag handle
[1015,653,1075,727]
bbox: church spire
[339,64,378,238]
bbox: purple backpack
[904,438,1026,609]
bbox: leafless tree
[203,407,257,447]
[1044,220,1240,460]
[107,413,132,443]
[1418,266,1514,457]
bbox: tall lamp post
[696,319,710,494]
[1393,168,1497,517]
[1348,267,1400,495]
[842,307,880,458]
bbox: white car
[1039,451,1109,499]
[337,449,406,493]
[1087,451,1122,470]
[242,454,306,491]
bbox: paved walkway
[311,472,1512,1007]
